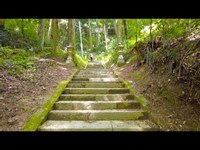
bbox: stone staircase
[38,61,155,131]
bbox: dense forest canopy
[1,19,200,56]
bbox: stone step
[72,78,122,82]
[38,120,152,131]
[77,72,114,76]
[87,66,104,69]
[59,94,135,101]
[54,100,140,110]
[70,81,123,83]
[63,88,130,94]
[74,75,116,78]
[79,69,111,72]
[67,82,125,88]
[48,109,146,120]
[86,65,104,68]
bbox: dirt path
[0,58,76,131]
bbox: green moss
[127,55,137,64]
[112,69,147,107]
[117,61,125,67]
[123,80,147,107]
[24,107,31,113]
[22,69,78,131]
[132,71,147,81]
[74,54,88,69]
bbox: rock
[8,118,16,125]
[0,97,4,100]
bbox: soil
[0,58,76,131]
[113,63,200,131]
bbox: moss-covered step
[67,82,125,88]
[72,78,122,82]
[63,88,130,94]
[59,94,135,101]
[54,100,141,110]
[22,69,79,131]
[48,109,145,120]
[38,120,153,131]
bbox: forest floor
[113,63,200,131]
[0,58,76,131]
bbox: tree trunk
[0,19,5,29]
[38,19,45,50]
[21,19,24,39]
[117,19,122,44]
[135,19,141,64]
[68,19,73,45]
[72,19,76,49]
[21,19,24,48]
[123,19,128,49]
[161,19,165,39]
[148,19,153,68]
[48,19,52,40]
[114,19,118,42]
[89,19,93,50]
[78,21,84,57]
[104,24,108,51]
[135,19,138,45]
[96,19,100,47]
[52,19,58,58]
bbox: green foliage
[0,47,35,75]
[169,50,177,57]
[110,50,119,63]
[127,55,138,64]
[107,37,117,51]
[34,47,51,58]
[94,43,106,53]
[5,19,40,48]
[74,54,88,69]
[56,49,68,62]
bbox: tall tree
[72,19,76,48]
[52,19,58,58]
[21,19,24,39]
[96,19,100,47]
[0,19,5,29]
[146,19,153,67]
[115,19,122,45]
[48,19,52,40]
[78,21,84,57]
[114,19,118,38]
[38,19,45,50]
[123,19,128,49]
[68,19,73,45]
[88,19,93,49]
[135,19,138,45]
[104,24,108,51]
[118,20,122,44]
